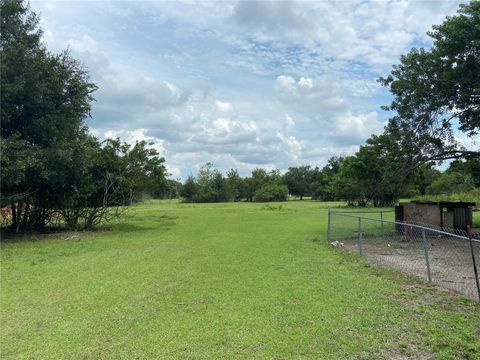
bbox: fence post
[380,211,384,241]
[467,226,480,301]
[421,229,432,283]
[327,208,332,243]
[357,217,363,256]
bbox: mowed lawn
[1,201,479,359]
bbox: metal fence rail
[327,209,480,301]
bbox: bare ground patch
[341,236,480,300]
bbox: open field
[1,201,479,359]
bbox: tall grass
[413,188,480,204]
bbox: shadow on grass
[0,229,107,244]
[111,215,178,233]
[1,215,178,244]
[0,215,178,243]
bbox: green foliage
[0,0,167,231]
[448,158,480,187]
[426,172,475,195]
[180,176,199,203]
[151,179,182,199]
[332,135,412,206]
[226,169,244,201]
[1,0,97,230]
[57,138,167,229]
[406,165,442,197]
[379,1,480,163]
[283,165,313,200]
[414,187,480,205]
[179,165,289,203]
[253,183,289,202]
[179,164,230,203]
[310,157,343,201]
[195,163,230,203]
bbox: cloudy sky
[32,0,464,179]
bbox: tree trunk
[14,201,24,233]
[11,202,17,233]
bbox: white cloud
[191,117,257,145]
[275,74,385,145]
[215,100,234,113]
[102,129,167,157]
[332,111,383,143]
[284,113,295,130]
[229,0,462,69]
[29,0,466,179]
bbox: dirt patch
[341,235,480,300]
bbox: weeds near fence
[328,209,480,300]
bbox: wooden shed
[395,201,475,231]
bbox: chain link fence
[328,210,480,301]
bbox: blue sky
[32,0,467,179]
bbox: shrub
[253,184,288,202]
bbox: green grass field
[1,201,479,359]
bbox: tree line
[1,0,168,232]
[176,157,479,205]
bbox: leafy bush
[413,188,480,205]
[426,172,474,195]
[253,184,288,202]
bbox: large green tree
[333,134,411,206]
[310,157,343,201]
[379,1,480,165]
[226,169,245,202]
[1,0,97,230]
[283,166,313,200]
[1,0,167,231]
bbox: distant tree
[283,166,312,200]
[253,183,288,202]
[332,156,369,207]
[180,176,198,203]
[179,163,231,203]
[332,135,411,206]
[310,157,344,201]
[241,168,287,202]
[152,179,182,199]
[211,171,231,202]
[250,168,269,189]
[426,172,475,195]
[243,177,255,202]
[243,168,267,202]
[195,163,220,202]
[379,1,480,166]
[407,165,442,197]
[447,158,480,187]
[226,169,245,201]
